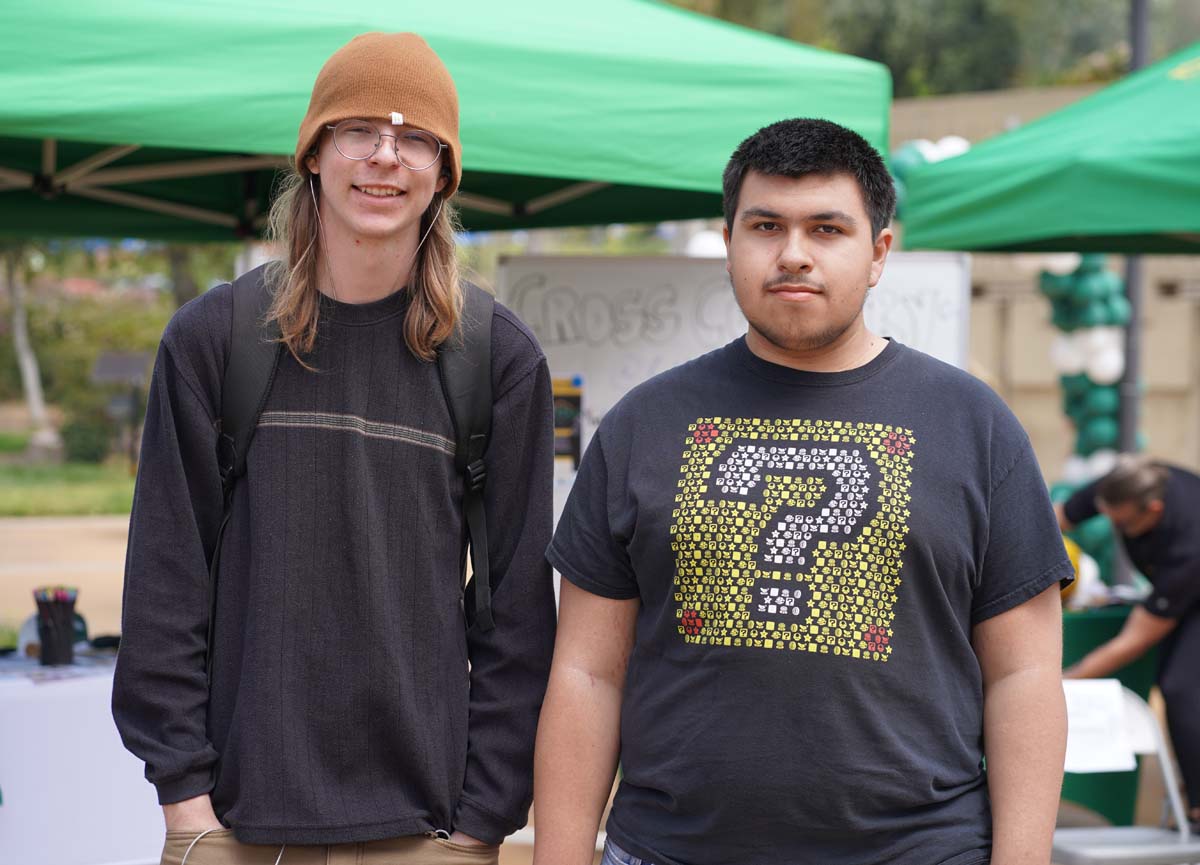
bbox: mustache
[763,275,824,291]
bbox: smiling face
[724,170,892,360]
[306,117,447,244]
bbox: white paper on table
[1063,678,1137,773]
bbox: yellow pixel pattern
[671,418,915,662]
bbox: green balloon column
[1040,255,1133,583]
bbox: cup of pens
[34,585,78,666]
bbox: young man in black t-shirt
[533,119,1071,865]
[1060,456,1200,823]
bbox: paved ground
[1,515,129,637]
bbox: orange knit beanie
[295,32,461,196]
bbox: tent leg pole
[1118,254,1142,455]
[1112,254,1143,587]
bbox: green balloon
[1040,272,1073,300]
[1083,416,1120,449]
[1051,304,1076,331]
[1061,374,1091,398]
[1079,302,1109,328]
[1075,428,1096,456]
[889,143,927,179]
[892,177,907,219]
[1072,271,1111,303]
[1083,386,1120,416]
[1074,393,1096,419]
[1107,294,1132,325]
[1097,269,1124,297]
[1073,515,1113,554]
[1050,481,1079,504]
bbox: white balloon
[1050,334,1085,375]
[1087,449,1119,479]
[1087,348,1125,385]
[912,139,939,162]
[1062,455,1091,485]
[1041,253,1083,276]
[1084,326,1123,358]
[934,135,970,160]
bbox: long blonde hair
[264,161,463,366]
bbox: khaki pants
[161,829,501,865]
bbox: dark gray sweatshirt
[112,280,556,845]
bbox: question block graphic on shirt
[670,418,914,661]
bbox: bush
[61,413,113,463]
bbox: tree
[667,0,1200,97]
[824,0,1020,97]
[2,244,61,456]
[166,245,201,308]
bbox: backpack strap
[438,283,496,632]
[218,263,282,493]
[207,263,281,681]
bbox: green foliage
[0,291,170,410]
[60,412,114,463]
[0,462,135,516]
[666,0,1200,97]
[826,0,1021,97]
[25,240,240,300]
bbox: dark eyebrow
[739,207,859,226]
[806,210,859,226]
[739,207,784,223]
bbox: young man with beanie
[113,32,556,865]
[534,118,1069,865]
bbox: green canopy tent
[0,0,889,241]
[902,41,1200,254]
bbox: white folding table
[0,658,162,865]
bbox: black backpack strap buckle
[465,457,487,493]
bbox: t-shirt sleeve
[1143,558,1200,619]
[547,428,640,600]
[973,445,1075,623]
[1062,479,1101,526]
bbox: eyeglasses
[325,119,446,170]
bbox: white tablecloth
[0,659,163,865]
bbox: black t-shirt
[1064,466,1200,621]
[549,338,1072,865]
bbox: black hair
[722,118,896,237]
